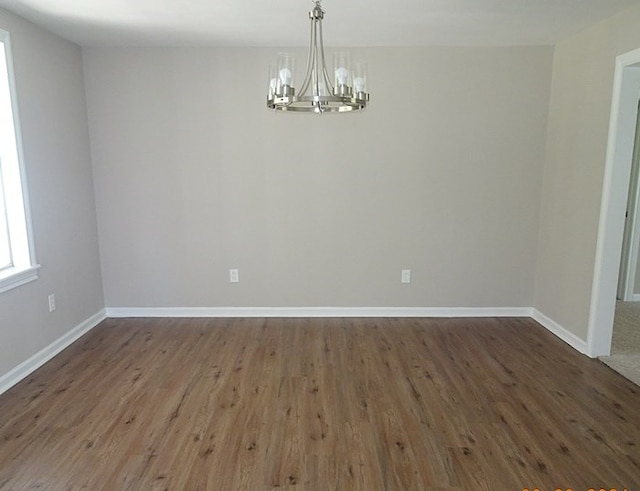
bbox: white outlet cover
[229,269,239,283]
[48,294,56,312]
[401,269,411,284]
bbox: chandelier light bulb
[279,68,292,86]
[335,67,349,86]
[352,61,368,94]
[267,64,277,97]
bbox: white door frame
[588,48,640,357]
[617,100,640,302]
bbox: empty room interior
[2,0,640,489]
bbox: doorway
[588,48,640,357]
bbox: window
[0,29,38,293]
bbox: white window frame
[0,28,39,294]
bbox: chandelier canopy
[267,1,370,113]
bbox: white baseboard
[0,309,107,396]
[0,307,588,397]
[105,306,534,318]
[531,309,589,356]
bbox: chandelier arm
[300,23,317,96]
[313,25,320,97]
[316,12,335,94]
[298,13,316,96]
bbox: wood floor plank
[1,316,640,490]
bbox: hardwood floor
[1,317,639,490]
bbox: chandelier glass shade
[267,1,370,113]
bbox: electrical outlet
[48,294,56,312]
[401,269,411,284]
[229,269,239,283]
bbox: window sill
[0,264,41,294]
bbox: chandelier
[267,1,370,113]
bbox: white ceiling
[0,0,638,47]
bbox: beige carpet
[599,301,640,386]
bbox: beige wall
[84,46,552,309]
[534,4,640,340]
[0,10,104,375]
